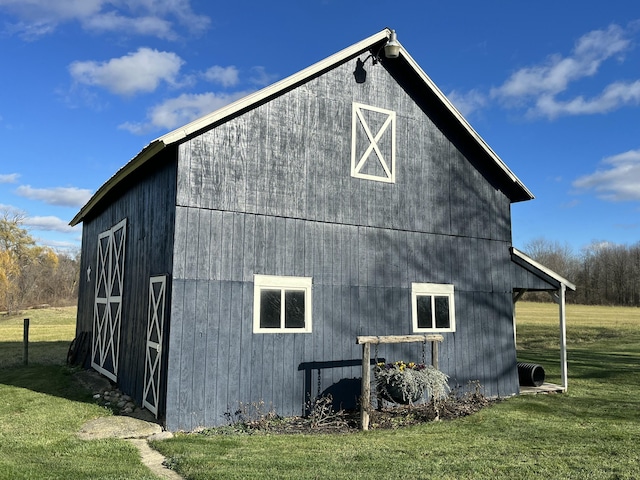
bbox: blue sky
[0,1,639,254]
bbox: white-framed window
[351,102,396,183]
[411,283,455,333]
[253,275,312,333]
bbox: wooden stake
[23,318,29,366]
[361,342,371,431]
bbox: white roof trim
[512,247,576,291]
[158,29,392,145]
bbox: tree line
[523,237,640,306]
[0,211,80,313]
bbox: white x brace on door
[143,275,166,417]
[92,219,127,382]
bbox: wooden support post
[361,342,371,431]
[431,339,439,370]
[23,318,29,366]
[558,284,568,391]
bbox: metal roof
[71,28,533,226]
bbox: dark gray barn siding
[511,260,562,291]
[164,57,519,430]
[76,151,178,413]
[165,209,518,431]
[175,58,511,241]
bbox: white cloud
[249,66,278,86]
[24,215,78,233]
[69,48,184,96]
[573,149,640,201]
[36,237,81,252]
[0,0,209,40]
[119,90,253,134]
[491,23,637,118]
[82,11,175,39]
[0,203,24,215]
[203,66,239,88]
[446,89,487,117]
[534,80,640,118]
[0,0,102,21]
[0,173,20,183]
[15,185,93,207]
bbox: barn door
[92,219,127,382]
[143,275,166,417]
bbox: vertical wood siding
[175,60,511,241]
[76,150,178,418]
[166,214,518,430]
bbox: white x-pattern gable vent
[351,102,396,183]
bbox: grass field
[1,303,639,479]
[0,306,77,368]
[0,307,159,479]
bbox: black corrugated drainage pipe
[517,362,545,387]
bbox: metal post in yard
[23,318,29,365]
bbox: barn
[70,28,575,431]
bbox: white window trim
[411,283,456,333]
[351,102,396,183]
[253,275,312,334]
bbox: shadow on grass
[0,341,98,405]
[0,363,98,404]
[0,340,72,368]
[515,341,640,425]
[567,349,640,384]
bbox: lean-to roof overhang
[71,28,533,226]
[511,247,576,292]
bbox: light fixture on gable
[353,29,401,83]
[383,30,401,59]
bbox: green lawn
[0,307,158,479]
[1,303,639,479]
[0,306,77,368]
[154,302,640,479]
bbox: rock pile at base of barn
[93,388,138,414]
[75,369,150,418]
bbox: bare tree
[522,238,579,303]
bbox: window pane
[260,290,281,328]
[284,290,305,328]
[434,296,450,329]
[416,295,433,329]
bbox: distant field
[516,301,640,329]
[0,306,76,368]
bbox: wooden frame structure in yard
[357,334,443,430]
